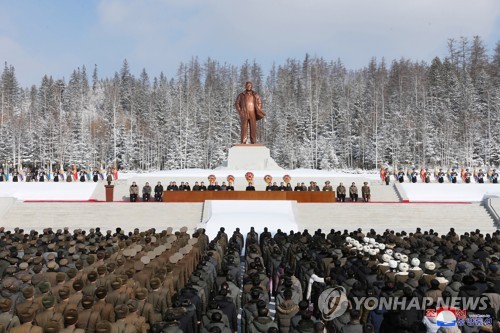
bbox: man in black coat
[154,182,164,201]
[213,289,237,332]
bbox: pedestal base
[225,145,283,170]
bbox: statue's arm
[235,94,242,112]
[255,93,262,111]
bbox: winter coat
[249,316,278,333]
[275,300,299,333]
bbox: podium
[105,185,114,202]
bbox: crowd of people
[0,225,497,332]
[0,166,117,183]
[381,168,500,185]
[128,181,372,203]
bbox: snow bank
[401,183,500,202]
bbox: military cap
[95,286,107,299]
[106,263,116,272]
[32,256,42,265]
[64,308,79,326]
[110,279,121,290]
[72,279,84,291]
[55,272,66,283]
[58,286,70,299]
[149,277,161,290]
[0,298,11,312]
[42,295,56,308]
[66,268,77,279]
[87,271,98,282]
[20,274,32,283]
[22,286,35,298]
[59,258,68,266]
[140,255,151,265]
[47,261,57,270]
[126,299,138,313]
[134,288,148,300]
[81,295,94,309]
[114,304,128,319]
[38,281,51,293]
[18,262,29,270]
[74,261,83,270]
[97,265,107,275]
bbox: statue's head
[245,81,253,91]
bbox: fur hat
[425,261,436,271]
[411,258,420,267]
[398,263,409,272]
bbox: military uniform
[336,184,346,202]
[361,183,370,202]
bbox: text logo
[317,286,348,321]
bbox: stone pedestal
[225,145,282,170]
[105,185,114,202]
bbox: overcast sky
[1,0,499,87]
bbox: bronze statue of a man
[235,81,265,144]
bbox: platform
[162,190,335,203]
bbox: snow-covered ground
[401,183,500,202]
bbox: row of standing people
[381,168,499,185]
[0,168,117,183]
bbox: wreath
[245,172,254,184]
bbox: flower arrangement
[283,174,291,184]
[227,175,235,183]
[245,172,254,184]
[208,174,216,184]
[264,174,273,185]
